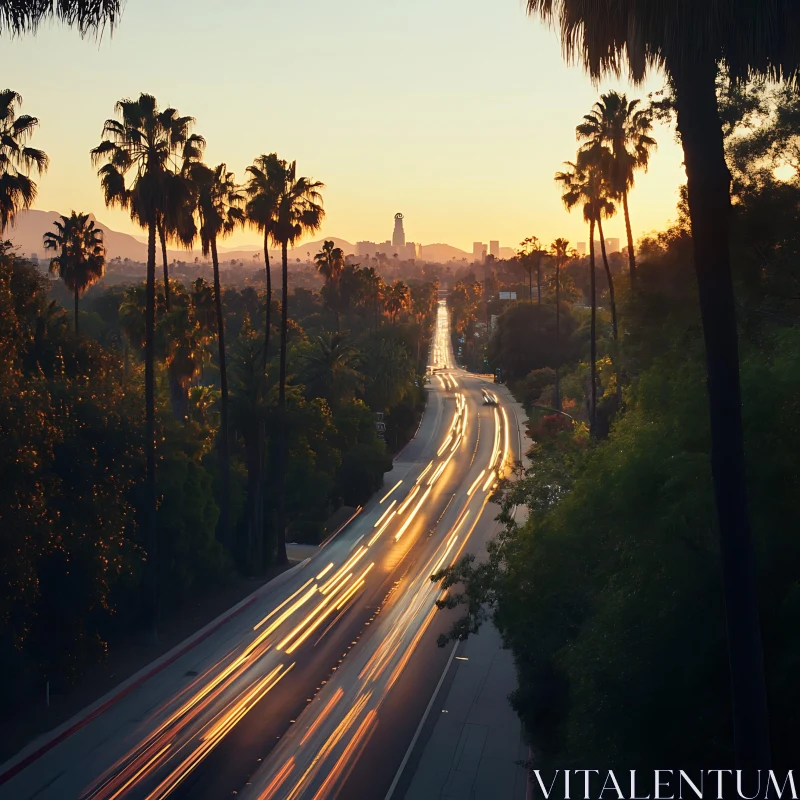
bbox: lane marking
[383,640,460,800]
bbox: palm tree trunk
[536,255,542,304]
[528,270,533,302]
[276,240,289,566]
[596,216,618,341]
[160,219,184,421]
[144,220,158,641]
[555,259,561,411]
[263,230,271,371]
[244,427,264,575]
[622,190,636,289]
[211,237,230,550]
[158,217,170,311]
[672,56,770,771]
[74,286,79,336]
[588,218,597,436]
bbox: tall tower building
[392,213,406,248]
[489,240,500,258]
[473,242,485,263]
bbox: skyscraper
[489,240,499,258]
[392,213,406,248]
[577,242,587,255]
[473,242,484,262]
[605,238,620,254]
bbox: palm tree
[384,280,410,324]
[0,1,122,36]
[555,159,607,434]
[303,332,364,405]
[549,238,575,411]
[188,162,245,548]
[91,93,203,639]
[517,235,547,302]
[244,153,283,369]
[526,0,795,768]
[359,266,384,333]
[314,240,345,285]
[229,316,269,573]
[578,142,619,341]
[314,240,346,331]
[262,157,324,564]
[0,89,48,232]
[43,211,105,335]
[577,91,656,288]
[157,164,199,311]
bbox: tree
[0,1,122,36]
[383,280,410,324]
[488,301,577,383]
[43,212,105,335]
[229,316,269,573]
[188,162,245,550]
[555,159,608,433]
[358,266,384,333]
[314,240,345,331]
[577,91,656,288]
[517,235,548,302]
[525,0,796,768]
[0,89,48,232]
[578,142,619,342]
[549,238,577,410]
[267,157,324,564]
[157,166,198,312]
[244,153,283,369]
[302,332,364,406]
[91,93,203,639]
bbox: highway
[0,300,521,800]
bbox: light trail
[256,758,295,800]
[396,484,421,515]
[427,462,447,486]
[320,546,367,593]
[285,573,368,655]
[394,485,432,541]
[253,579,315,630]
[145,663,295,800]
[501,406,511,473]
[368,513,395,546]
[467,470,486,496]
[315,563,334,580]
[299,689,345,746]
[482,469,496,492]
[374,500,397,528]
[380,480,403,503]
[277,580,353,652]
[415,461,434,484]
[248,585,319,647]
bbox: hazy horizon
[0,0,686,253]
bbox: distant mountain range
[7,209,515,265]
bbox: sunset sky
[1,0,686,254]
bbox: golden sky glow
[0,0,686,255]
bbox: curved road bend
[0,300,521,800]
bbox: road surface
[0,300,521,800]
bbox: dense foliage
[435,79,800,770]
